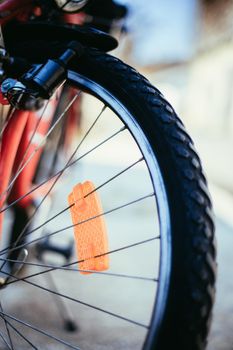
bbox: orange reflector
[68,181,109,275]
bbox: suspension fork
[0,41,84,235]
[0,109,29,234]
[0,94,60,234]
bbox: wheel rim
[68,71,172,348]
[0,70,172,349]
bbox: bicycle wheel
[0,49,216,350]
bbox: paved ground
[0,157,160,350]
[0,158,233,350]
[190,133,233,349]
[207,217,233,350]
[0,95,233,349]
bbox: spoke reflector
[68,181,109,274]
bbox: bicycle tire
[68,50,216,350]
[1,49,216,350]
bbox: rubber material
[67,50,216,350]
[3,41,216,349]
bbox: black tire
[67,50,216,350]
[3,47,216,349]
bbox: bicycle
[0,1,216,349]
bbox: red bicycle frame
[0,0,82,234]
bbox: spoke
[0,106,16,142]
[4,236,159,286]
[0,311,81,350]
[0,109,122,216]
[23,157,144,239]
[42,109,67,179]
[0,193,155,257]
[0,105,111,270]
[0,329,11,350]
[0,257,157,282]
[0,315,38,350]
[1,272,149,329]
[42,271,77,331]
[0,94,81,275]
[10,104,105,242]
[0,303,14,350]
[0,100,50,215]
[0,92,80,202]
[10,100,50,180]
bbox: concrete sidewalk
[192,133,233,195]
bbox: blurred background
[116,0,233,200]
[112,0,233,348]
[1,1,233,349]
